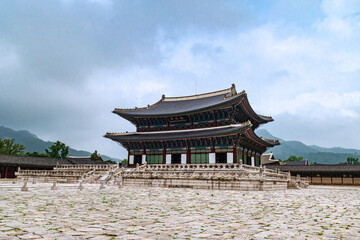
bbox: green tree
[285,155,304,162]
[0,138,25,155]
[45,141,69,159]
[346,157,359,165]
[25,152,48,158]
[104,159,117,164]
[90,150,100,161]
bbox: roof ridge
[164,86,233,102]
[113,84,242,112]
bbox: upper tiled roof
[113,84,243,117]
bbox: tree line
[0,138,109,162]
[279,155,359,165]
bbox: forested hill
[0,126,119,161]
[256,129,360,164]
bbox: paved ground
[0,181,359,240]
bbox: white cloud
[0,40,19,72]
[321,0,360,18]
[1,0,360,156]
[315,0,360,38]
[263,91,360,119]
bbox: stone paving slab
[0,182,359,239]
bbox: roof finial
[162,94,165,100]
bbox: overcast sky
[1,0,359,159]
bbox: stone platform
[120,163,308,191]
[16,162,308,191]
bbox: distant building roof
[0,154,109,169]
[0,154,70,168]
[67,156,107,165]
[284,160,308,166]
[266,164,360,172]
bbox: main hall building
[105,84,279,167]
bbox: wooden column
[331,172,333,184]
[233,145,237,163]
[243,149,246,165]
[4,166,8,179]
[320,172,323,184]
[210,138,215,153]
[341,173,343,185]
[162,141,166,164]
[186,139,191,164]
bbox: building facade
[105,84,279,167]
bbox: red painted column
[5,166,8,178]
[242,149,245,165]
[163,144,166,164]
[341,173,343,185]
[187,148,191,164]
[232,142,237,163]
[246,150,251,165]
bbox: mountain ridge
[0,126,120,162]
[256,129,360,164]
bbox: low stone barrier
[118,163,307,191]
[14,163,308,191]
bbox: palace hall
[105,84,279,167]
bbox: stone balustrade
[140,163,243,171]
[14,162,309,190]
[117,163,310,191]
[16,169,86,176]
[55,164,117,170]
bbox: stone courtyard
[0,181,359,239]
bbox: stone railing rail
[125,163,293,181]
[242,164,260,172]
[139,163,244,171]
[16,170,84,176]
[55,164,117,170]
